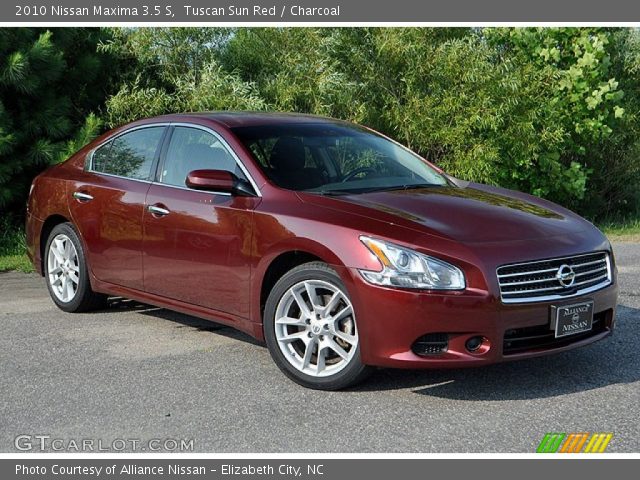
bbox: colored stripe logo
[537,433,613,453]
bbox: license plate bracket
[552,301,594,338]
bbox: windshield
[231,123,448,194]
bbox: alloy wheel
[47,233,80,303]
[274,279,359,377]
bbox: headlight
[359,236,466,290]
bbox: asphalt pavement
[1,243,638,453]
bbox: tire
[44,222,108,313]
[264,261,371,390]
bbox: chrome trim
[86,123,171,177]
[85,170,153,185]
[567,273,609,288]
[502,275,566,286]
[570,258,607,268]
[72,191,93,201]
[147,205,170,216]
[85,121,262,197]
[500,265,607,286]
[504,274,609,296]
[150,181,232,197]
[498,251,608,269]
[498,267,558,279]
[575,266,608,278]
[501,281,613,304]
[497,252,612,304]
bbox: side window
[160,127,246,187]
[92,127,164,180]
[91,140,112,173]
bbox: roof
[152,111,346,128]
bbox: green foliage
[100,28,265,127]
[99,28,232,86]
[0,28,118,212]
[104,63,266,127]
[3,27,640,223]
[219,27,640,215]
[223,29,363,119]
[0,216,32,272]
[598,216,640,242]
[105,80,174,126]
[220,28,589,205]
[489,28,624,144]
[55,113,103,165]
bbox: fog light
[465,336,483,352]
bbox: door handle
[72,191,93,202]
[147,204,170,217]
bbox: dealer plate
[553,301,594,338]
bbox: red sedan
[26,113,618,389]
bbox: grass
[598,216,640,242]
[0,219,33,273]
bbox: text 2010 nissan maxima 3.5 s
[26,112,618,389]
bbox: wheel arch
[259,251,322,319]
[254,239,348,326]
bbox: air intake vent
[503,310,610,355]
[412,333,449,356]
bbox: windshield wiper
[374,184,437,193]
[308,190,351,196]
[307,184,438,196]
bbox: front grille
[503,310,610,355]
[412,333,449,356]
[497,252,611,303]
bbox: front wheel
[44,222,107,312]
[264,262,371,390]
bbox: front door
[142,125,260,319]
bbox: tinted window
[93,127,164,180]
[231,123,447,193]
[160,127,246,187]
[91,140,112,173]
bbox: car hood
[299,182,594,244]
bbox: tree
[99,27,232,87]
[0,28,118,214]
[83,27,640,219]
[222,27,639,214]
[101,28,265,128]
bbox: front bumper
[343,267,618,369]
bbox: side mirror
[185,169,256,196]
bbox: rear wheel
[44,223,107,312]
[264,262,371,390]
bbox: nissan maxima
[26,112,618,390]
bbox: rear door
[69,125,166,290]
[142,125,260,319]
